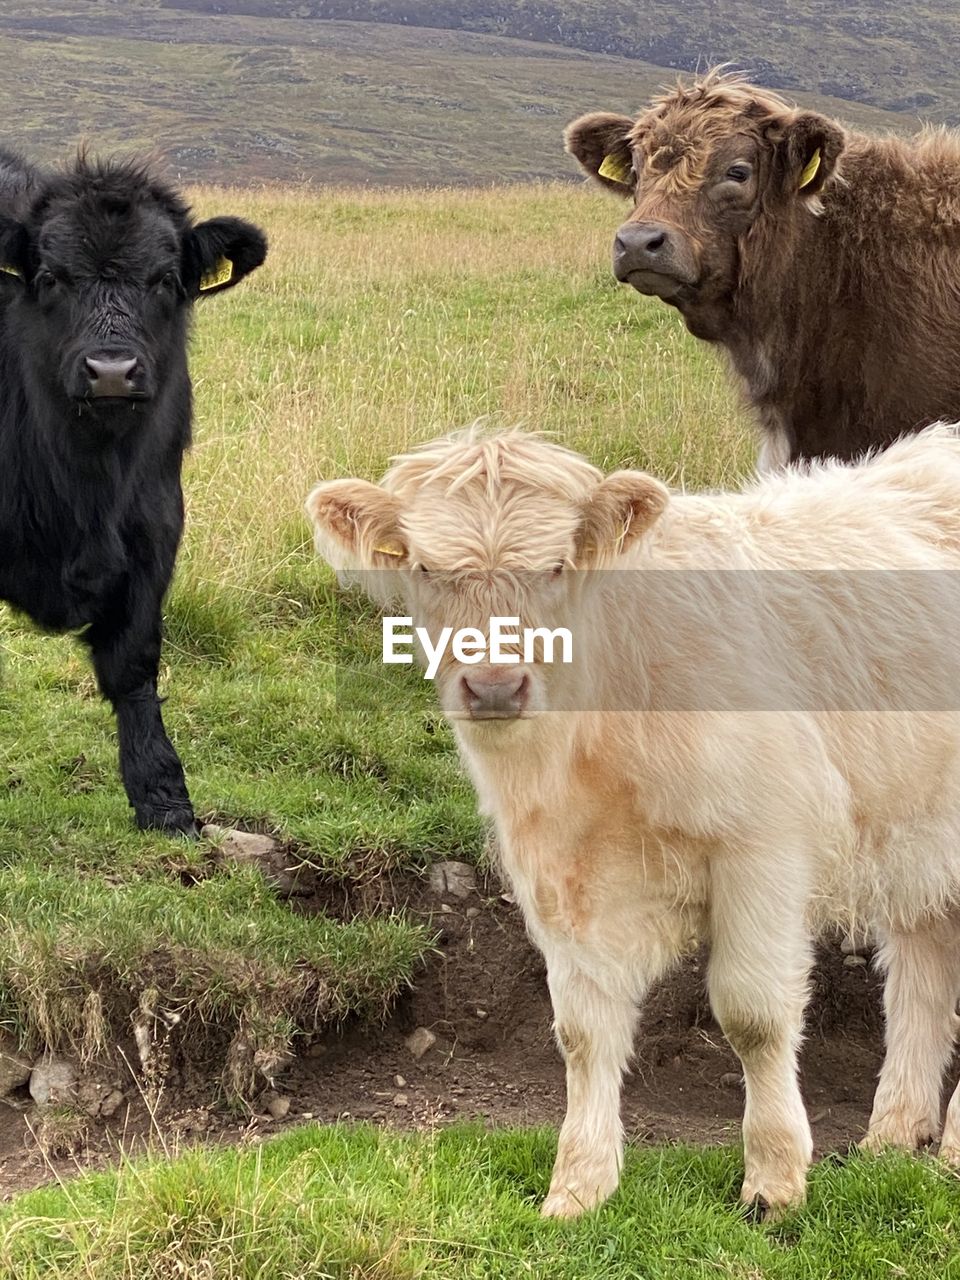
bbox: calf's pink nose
[461,669,529,720]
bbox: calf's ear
[0,215,28,285]
[305,479,409,572]
[183,216,268,298]
[773,110,846,199]
[564,112,636,195]
[577,471,669,565]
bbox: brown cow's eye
[551,562,564,578]
[725,164,751,183]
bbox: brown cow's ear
[775,111,846,198]
[305,479,409,571]
[577,471,669,565]
[564,112,636,195]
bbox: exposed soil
[0,865,891,1198]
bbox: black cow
[0,151,267,834]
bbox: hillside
[170,0,960,124]
[0,0,932,185]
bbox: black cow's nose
[612,221,674,280]
[84,356,140,399]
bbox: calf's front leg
[540,948,642,1218]
[85,588,196,835]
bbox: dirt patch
[0,866,890,1198]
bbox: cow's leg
[863,918,960,1153]
[540,949,641,1219]
[85,586,196,835]
[708,855,813,1216]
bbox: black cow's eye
[34,268,57,292]
[159,271,178,290]
[725,164,751,183]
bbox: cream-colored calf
[307,424,960,1218]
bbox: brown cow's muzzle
[612,221,698,300]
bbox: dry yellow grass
[180,181,751,598]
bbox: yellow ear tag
[798,148,821,191]
[199,256,233,292]
[373,543,404,558]
[0,264,22,280]
[598,152,632,185]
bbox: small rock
[29,1057,78,1107]
[465,907,481,919]
[440,903,452,914]
[201,824,305,897]
[392,1092,408,1107]
[266,1094,291,1121]
[100,1089,125,1119]
[720,1072,743,1090]
[428,861,477,900]
[394,1074,407,1088]
[0,1033,31,1098]
[405,1027,437,1060]
[500,892,516,905]
[475,1009,488,1020]
[306,1041,327,1058]
[844,954,868,969]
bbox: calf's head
[307,430,668,728]
[0,155,266,422]
[565,71,845,336]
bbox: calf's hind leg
[864,918,960,1153]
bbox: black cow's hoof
[135,806,199,838]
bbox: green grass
[2,1124,959,1278]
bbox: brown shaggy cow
[565,70,960,467]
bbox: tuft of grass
[2,1125,960,1279]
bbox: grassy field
[3,1126,960,1278]
[0,179,747,1083]
[2,180,947,1274]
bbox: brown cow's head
[306,428,668,731]
[565,71,846,338]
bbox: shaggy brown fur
[566,70,960,464]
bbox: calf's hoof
[541,1162,619,1219]
[861,1115,939,1154]
[135,805,199,838]
[740,1171,806,1220]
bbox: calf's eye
[725,164,751,183]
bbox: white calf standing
[307,424,960,1219]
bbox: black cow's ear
[0,215,28,286]
[183,216,267,299]
[774,111,846,199]
[564,112,636,195]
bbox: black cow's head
[0,155,266,425]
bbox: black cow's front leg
[84,588,196,836]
